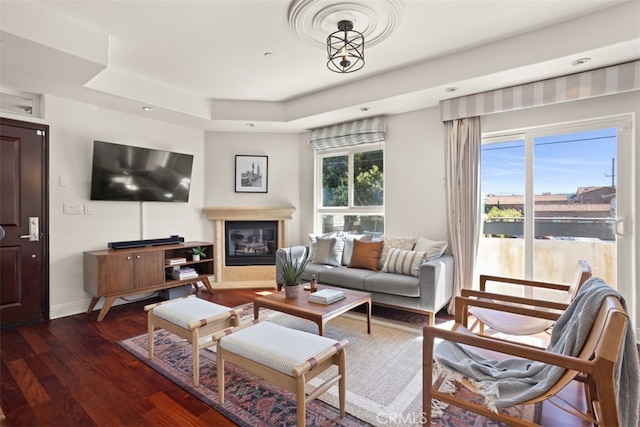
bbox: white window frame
[313,143,385,233]
[481,115,632,288]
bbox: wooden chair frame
[213,320,349,427]
[462,260,591,337]
[423,294,628,426]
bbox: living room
[1,0,639,424]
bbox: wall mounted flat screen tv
[90,140,194,202]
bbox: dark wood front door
[0,118,49,328]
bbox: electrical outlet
[63,203,82,214]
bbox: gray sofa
[276,243,454,324]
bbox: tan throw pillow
[413,236,448,260]
[348,240,384,271]
[312,236,345,266]
[379,236,416,269]
[382,248,426,277]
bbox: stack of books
[171,267,198,280]
[165,257,187,265]
[309,288,346,305]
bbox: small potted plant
[189,246,206,261]
[281,251,310,299]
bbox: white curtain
[445,116,481,314]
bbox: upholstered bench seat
[144,296,242,386]
[214,320,349,426]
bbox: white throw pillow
[413,236,448,260]
[382,248,426,277]
[313,236,345,266]
[341,234,367,265]
[308,231,342,262]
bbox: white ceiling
[1,0,639,133]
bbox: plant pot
[192,254,201,261]
[284,284,300,299]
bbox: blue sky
[481,128,617,196]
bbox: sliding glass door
[477,117,632,299]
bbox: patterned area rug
[119,303,539,426]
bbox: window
[316,145,384,236]
[478,118,629,295]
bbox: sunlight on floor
[255,291,273,296]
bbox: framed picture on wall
[235,155,268,193]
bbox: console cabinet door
[133,251,164,288]
[99,253,135,294]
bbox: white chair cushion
[152,298,231,329]
[470,306,555,335]
[219,322,338,376]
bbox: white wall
[1,95,209,319]
[202,108,451,248]
[202,131,312,246]
[385,107,448,240]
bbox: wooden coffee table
[253,284,371,336]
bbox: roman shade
[440,60,640,121]
[309,116,386,150]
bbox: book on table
[309,288,346,304]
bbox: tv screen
[90,141,194,202]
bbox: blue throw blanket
[433,277,639,426]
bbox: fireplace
[225,221,278,266]
[203,205,295,286]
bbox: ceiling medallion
[288,0,404,50]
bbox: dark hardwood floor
[1,288,258,426]
[0,288,625,426]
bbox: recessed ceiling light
[142,106,154,112]
[360,107,370,112]
[246,123,255,127]
[571,58,591,66]
[445,87,458,93]
[264,52,274,57]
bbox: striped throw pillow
[382,248,426,277]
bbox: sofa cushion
[379,236,416,269]
[301,263,335,282]
[318,267,375,290]
[348,240,384,271]
[312,236,345,266]
[413,236,448,260]
[382,248,426,277]
[363,272,421,298]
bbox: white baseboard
[49,292,159,320]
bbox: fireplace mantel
[203,206,295,288]
[204,206,295,221]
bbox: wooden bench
[144,296,242,386]
[214,320,349,426]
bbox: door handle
[614,218,627,237]
[19,217,39,241]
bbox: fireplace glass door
[225,221,278,266]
